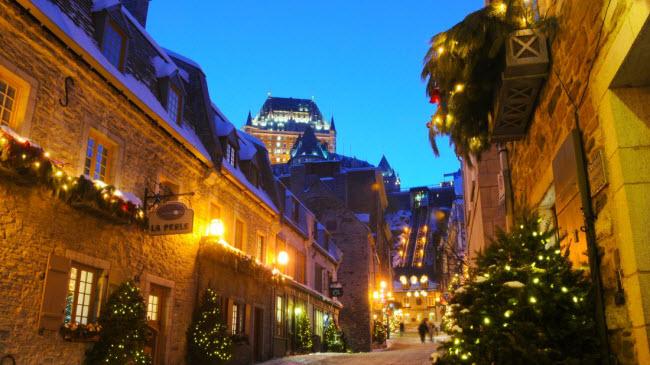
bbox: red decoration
[429,88,441,104]
[121,203,129,213]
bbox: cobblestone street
[260,333,439,365]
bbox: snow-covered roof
[30,0,211,161]
[238,133,257,161]
[165,48,204,72]
[222,161,278,213]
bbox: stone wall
[0,1,280,363]
[506,0,647,363]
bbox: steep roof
[260,96,323,120]
[290,126,329,161]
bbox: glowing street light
[380,280,387,290]
[277,251,289,266]
[207,218,225,238]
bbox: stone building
[272,129,393,351]
[461,146,507,264]
[467,0,650,363]
[244,96,336,164]
[0,1,341,364]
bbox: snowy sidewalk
[258,333,438,365]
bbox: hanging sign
[329,282,343,298]
[148,202,194,236]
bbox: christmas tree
[323,321,345,352]
[295,313,313,353]
[435,214,600,364]
[372,320,387,344]
[187,288,233,364]
[85,281,151,365]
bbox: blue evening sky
[147,1,482,189]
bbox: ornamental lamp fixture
[410,275,418,285]
[207,218,225,238]
[277,251,289,266]
[420,275,428,284]
[380,280,387,290]
[399,275,408,285]
[372,291,380,300]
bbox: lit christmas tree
[187,288,233,364]
[295,313,313,353]
[435,214,600,364]
[85,281,151,365]
[372,319,387,344]
[323,321,345,352]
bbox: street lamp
[277,250,289,266]
[207,218,225,239]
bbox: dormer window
[167,86,182,124]
[225,143,237,167]
[102,21,126,71]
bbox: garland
[0,127,145,224]
[422,1,554,159]
[199,241,276,283]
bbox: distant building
[378,155,401,192]
[244,96,337,164]
[273,129,392,352]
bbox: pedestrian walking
[427,320,435,342]
[417,318,429,344]
[399,321,405,336]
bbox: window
[234,219,244,250]
[275,296,284,336]
[314,264,324,293]
[147,294,159,321]
[404,297,410,307]
[314,310,325,338]
[210,203,221,220]
[427,296,436,307]
[158,178,179,200]
[167,86,182,124]
[295,252,306,284]
[231,302,244,335]
[312,220,318,240]
[256,234,266,263]
[0,78,17,127]
[225,143,237,167]
[83,131,114,182]
[292,199,300,223]
[64,264,99,325]
[102,21,126,70]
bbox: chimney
[122,0,150,27]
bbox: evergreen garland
[186,288,233,364]
[323,321,345,352]
[434,214,600,364]
[295,314,313,354]
[421,1,554,159]
[85,281,151,365]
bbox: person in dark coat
[417,318,429,344]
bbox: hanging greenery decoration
[187,288,233,364]
[85,281,151,365]
[433,214,599,364]
[0,127,145,224]
[422,1,554,159]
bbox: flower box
[0,165,37,186]
[70,200,133,225]
[492,29,549,142]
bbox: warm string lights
[85,281,151,365]
[0,127,145,224]
[434,215,599,364]
[187,288,233,363]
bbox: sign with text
[329,282,343,298]
[148,202,194,236]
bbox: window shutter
[245,304,252,336]
[552,133,588,265]
[39,254,70,331]
[226,298,234,331]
